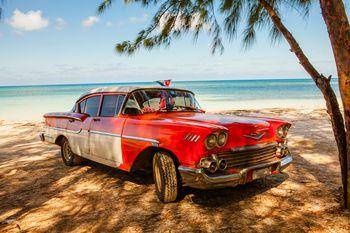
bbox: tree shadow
[82,159,154,185]
[184,173,289,207]
[1,109,350,232]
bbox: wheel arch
[55,135,66,146]
[130,146,180,173]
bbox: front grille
[216,143,277,169]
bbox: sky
[0,0,342,86]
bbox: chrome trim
[243,132,266,140]
[122,135,160,145]
[280,154,292,167]
[228,142,276,152]
[179,154,292,189]
[47,126,82,134]
[50,127,65,132]
[90,130,121,137]
[42,133,53,139]
[67,128,82,134]
[44,115,83,122]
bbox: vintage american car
[41,86,292,202]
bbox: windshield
[123,89,202,114]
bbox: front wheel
[152,152,180,203]
[61,138,83,166]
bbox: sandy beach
[0,108,349,232]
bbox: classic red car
[41,86,292,202]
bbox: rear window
[100,95,125,117]
[79,100,86,113]
[84,96,101,117]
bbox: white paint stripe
[90,131,121,137]
[47,126,159,145]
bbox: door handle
[93,118,100,122]
[69,119,75,123]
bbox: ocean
[0,79,340,121]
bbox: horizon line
[0,77,339,88]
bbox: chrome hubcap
[63,141,73,161]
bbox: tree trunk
[319,0,350,209]
[259,0,348,208]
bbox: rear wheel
[152,152,180,203]
[61,138,83,166]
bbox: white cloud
[8,9,49,31]
[82,16,100,27]
[55,17,66,30]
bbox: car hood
[170,112,270,129]
[163,112,274,146]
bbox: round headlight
[205,134,217,149]
[276,127,284,138]
[283,125,289,137]
[276,125,290,138]
[217,132,227,147]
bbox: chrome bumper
[178,154,292,189]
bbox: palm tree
[98,0,350,208]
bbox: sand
[0,108,349,232]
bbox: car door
[89,94,126,167]
[66,98,93,156]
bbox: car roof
[78,86,194,100]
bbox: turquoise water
[0,79,340,121]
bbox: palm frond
[282,0,312,18]
[221,0,244,41]
[242,1,269,49]
[99,0,314,55]
[269,23,282,44]
[98,0,115,14]
[0,0,6,19]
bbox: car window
[79,100,86,113]
[71,104,77,113]
[129,89,201,114]
[100,95,125,117]
[84,96,101,117]
[125,94,141,110]
[116,95,125,114]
